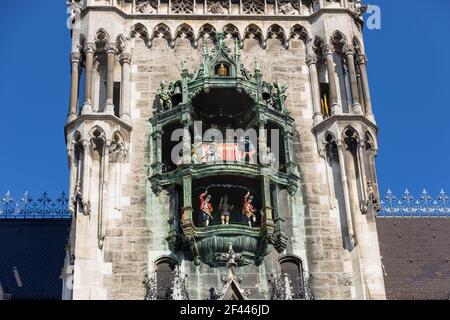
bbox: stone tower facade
[63,0,386,300]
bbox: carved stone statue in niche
[242,192,256,227]
[200,191,214,227]
[219,194,234,225]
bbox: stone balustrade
[68,0,364,17]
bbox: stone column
[357,142,368,211]
[323,44,341,115]
[356,70,365,112]
[67,144,76,213]
[98,142,110,249]
[119,53,132,123]
[336,140,356,249]
[344,45,363,114]
[306,53,324,125]
[68,52,81,122]
[104,43,117,114]
[182,175,193,226]
[182,119,192,165]
[357,54,375,122]
[81,43,96,114]
[81,140,91,216]
[261,175,274,231]
[282,127,299,195]
[258,119,268,166]
[152,123,163,175]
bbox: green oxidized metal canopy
[150,33,300,267]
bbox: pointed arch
[288,24,308,41]
[149,23,173,48]
[89,126,106,158]
[89,125,106,140]
[324,131,337,144]
[313,36,324,56]
[330,30,348,51]
[198,24,217,42]
[94,28,110,46]
[353,36,363,54]
[266,24,288,48]
[343,126,361,143]
[222,24,241,41]
[364,131,377,151]
[243,24,265,49]
[115,34,127,53]
[110,130,128,162]
[72,130,83,159]
[130,23,150,47]
[174,23,196,48]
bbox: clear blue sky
[0,1,449,200]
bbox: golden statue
[218,63,228,76]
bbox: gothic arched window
[155,257,178,300]
[279,256,305,299]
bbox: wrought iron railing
[378,189,450,218]
[269,272,313,300]
[144,267,189,300]
[0,191,71,220]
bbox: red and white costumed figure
[199,191,214,227]
[242,192,256,227]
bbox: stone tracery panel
[171,0,194,14]
[242,0,265,15]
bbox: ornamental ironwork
[144,267,189,300]
[378,189,450,217]
[269,271,314,300]
[0,191,71,220]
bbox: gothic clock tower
[63,0,385,300]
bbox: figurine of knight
[219,194,234,225]
[242,192,256,227]
[199,191,214,227]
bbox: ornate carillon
[150,33,299,268]
[64,0,385,300]
[64,27,132,299]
